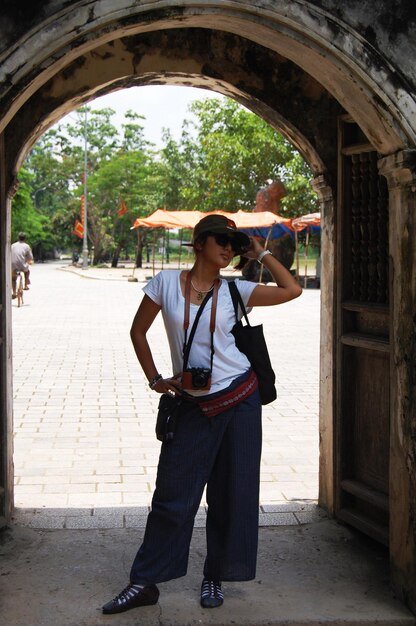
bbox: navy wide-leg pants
[129,388,262,584]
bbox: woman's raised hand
[241,236,265,261]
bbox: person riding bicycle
[11,232,33,299]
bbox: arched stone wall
[1,0,416,614]
[1,1,414,154]
[5,29,340,180]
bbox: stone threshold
[12,500,326,529]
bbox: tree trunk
[111,241,124,268]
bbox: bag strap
[228,281,251,326]
[183,271,193,331]
[183,274,219,371]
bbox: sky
[61,85,226,148]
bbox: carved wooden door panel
[336,118,390,544]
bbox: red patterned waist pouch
[184,369,258,418]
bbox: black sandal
[200,579,224,608]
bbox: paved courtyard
[11,261,321,529]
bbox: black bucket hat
[185,214,250,254]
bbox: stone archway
[1,0,416,613]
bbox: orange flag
[80,195,85,224]
[117,198,128,217]
[73,220,84,239]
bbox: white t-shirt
[143,270,258,395]
[11,241,33,271]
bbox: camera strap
[183,271,219,371]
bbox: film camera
[182,367,212,391]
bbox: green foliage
[11,168,57,258]
[158,98,317,217]
[160,129,188,211]
[279,152,319,215]
[13,95,319,265]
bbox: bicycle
[14,270,24,307]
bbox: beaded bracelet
[149,373,163,389]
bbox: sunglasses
[210,233,239,252]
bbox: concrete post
[312,174,336,515]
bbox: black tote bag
[228,281,277,405]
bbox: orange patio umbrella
[131,208,288,230]
[131,209,292,275]
[131,208,199,229]
[291,212,321,231]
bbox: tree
[159,129,189,212]
[11,167,57,259]
[82,111,164,265]
[86,151,163,265]
[158,98,318,217]
[22,124,92,255]
[279,152,319,216]
[14,96,319,265]
[17,106,163,265]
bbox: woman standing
[102,214,302,615]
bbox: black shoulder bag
[228,281,277,405]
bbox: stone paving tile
[65,514,125,529]
[259,512,298,526]
[120,490,152,501]
[19,515,67,529]
[294,508,329,524]
[261,501,318,513]
[125,514,151,528]
[12,262,320,529]
[14,494,70,507]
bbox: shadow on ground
[1,519,415,625]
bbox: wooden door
[336,117,390,545]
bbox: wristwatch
[257,249,273,263]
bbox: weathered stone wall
[0,0,416,614]
[0,0,414,157]
[311,0,416,87]
[3,28,342,183]
[1,0,415,90]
